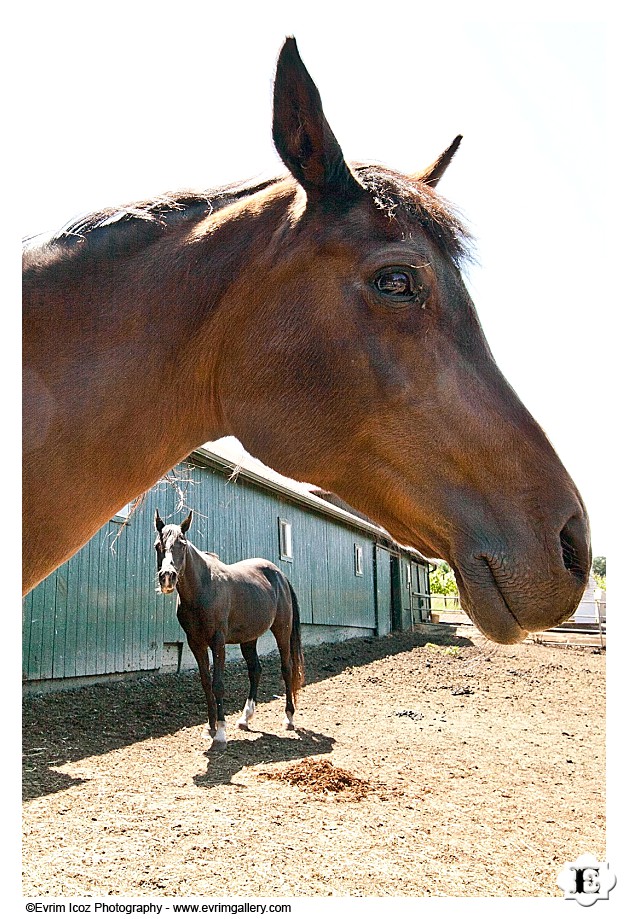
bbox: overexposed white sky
[20,2,613,555]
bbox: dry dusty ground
[22,623,605,898]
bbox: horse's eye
[373,268,420,303]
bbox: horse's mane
[25,167,472,268]
[55,177,279,241]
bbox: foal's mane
[26,167,472,267]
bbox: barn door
[390,555,404,632]
[410,562,429,625]
[394,558,426,631]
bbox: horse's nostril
[559,515,590,585]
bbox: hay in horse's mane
[37,167,472,267]
[356,165,473,267]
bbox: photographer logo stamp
[557,853,616,906]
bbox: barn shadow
[23,624,471,801]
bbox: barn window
[113,502,133,522]
[354,544,364,577]
[278,519,293,561]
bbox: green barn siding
[375,546,393,636]
[23,453,427,684]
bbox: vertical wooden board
[289,501,314,625]
[311,514,330,626]
[141,497,160,672]
[115,520,130,673]
[72,540,89,676]
[22,591,33,680]
[37,565,58,679]
[131,508,146,671]
[133,511,147,667]
[52,563,69,678]
[94,525,111,675]
[63,549,83,677]
[82,534,98,675]
[134,501,155,669]
[375,546,392,636]
[121,517,140,672]
[254,486,278,561]
[104,524,121,674]
[228,478,244,563]
[324,520,341,626]
[118,519,135,673]
[22,589,39,680]
[122,516,136,672]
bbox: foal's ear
[414,135,463,188]
[272,37,364,207]
[180,510,193,534]
[155,509,165,533]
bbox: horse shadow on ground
[23,624,472,801]
[192,727,335,788]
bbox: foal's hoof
[237,719,250,731]
[284,720,296,731]
[209,739,227,753]
[202,725,217,739]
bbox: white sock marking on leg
[238,699,256,727]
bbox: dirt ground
[22,623,605,898]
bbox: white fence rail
[422,593,606,648]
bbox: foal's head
[154,509,192,594]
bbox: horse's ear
[272,37,364,207]
[180,510,193,534]
[155,509,165,533]
[414,135,463,188]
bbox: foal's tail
[288,581,305,703]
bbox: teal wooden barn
[23,446,431,689]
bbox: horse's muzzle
[451,507,591,643]
[159,570,177,593]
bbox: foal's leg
[237,640,262,729]
[190,645,217,739]
[209,631,227,751]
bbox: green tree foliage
[592,556,606,590]
[429,561,458,596]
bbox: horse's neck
[22,188,291,593]
[23,213,255,538]
[177,542,217,604]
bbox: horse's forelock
[354,165,474,267]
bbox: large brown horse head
[214,38,590,643]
